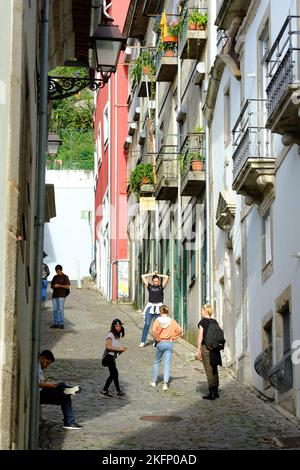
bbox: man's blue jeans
[41,279,47,302]
[141,306,160,343]
[52,297,65,326]
[152,341,174,384]
[40,382,75,426]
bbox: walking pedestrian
[151,305,182,391]
[196,304,222,400]
[50,264,70,329]
[39,350,82,430]
[41,261,50,307]
[100,319,127,399]
[139,271,169,348]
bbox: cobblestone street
[39,286,300,450]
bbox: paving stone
[39,287,300,450]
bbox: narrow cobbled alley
[39,285,300,450]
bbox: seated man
[39,350,82,430]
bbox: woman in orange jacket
[151,305,182,391]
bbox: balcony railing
[155,144,178,200]
[265,16,300,125]
[180,133,206,196]
[179,6,208,59]
[268,352,293,393]
[254,345,273,380]
[154,46,178,82]
[232,99,271,183]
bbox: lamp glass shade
[47,133,62,156]
[94,39,122,71]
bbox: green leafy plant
[129,50,156,84]
[129,163,154,195]
[167,19,183,36]
[189,10,208,27]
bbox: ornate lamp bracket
[48,75,111,100]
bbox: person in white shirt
[39,350,82,430]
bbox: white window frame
[262,208,272,267]
[103,103,109,149]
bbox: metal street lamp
[48,17,126,100]
[47,132,62,157]
[89,17,126,76]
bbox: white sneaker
[139,342,145,348]
[162,383,168,391]
[150,381,156,387]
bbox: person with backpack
[196,304,225,400]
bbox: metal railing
[268,352,293,393]
[179,6,208,44]
[217,28,228,48]
[254,345,273,380]
[265,16,300,120]
[232,99,271,183]
[180,132,206,181]
[154,43,178,71]
[156,144,178,180]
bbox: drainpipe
[177,56,183,327]
[108,79,111,301]
[29,0,49,449]
[205,120,211,303]
[114,68,118,301]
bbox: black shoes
[202,386,219,400]
[62,423,82,430]
[50,324,59,328]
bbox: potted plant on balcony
[189,10,208,30]
[129,163,154,195]
[129,50,156,85]
[164,19,183,43]
[189,151,204,171]
[160,40,177,57]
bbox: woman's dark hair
[55,264,63,271]
[110,319,125,338]
[152,274,160,281]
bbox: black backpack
[205,319,226,351]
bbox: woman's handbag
[101,350,109,367]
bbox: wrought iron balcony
[180,133,206,197]
[154,47,178,82]
[254,345,273,380]
[155,145,178,200]
[232,99,275,205]
[265,16,300,145]
[178,7,207,60]
[268,352,293,393]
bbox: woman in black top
[196,304,220,400]
[139,271,169,347]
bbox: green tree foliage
[48,66,95,170]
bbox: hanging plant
[129,163,154,195]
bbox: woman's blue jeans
[141,307,160,343]
[152,341,174,384]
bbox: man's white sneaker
[63,386,82,395]
[150,382,156,387]
[162,383,168,391]
[139,342,145,348]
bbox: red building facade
[94,1,129,301]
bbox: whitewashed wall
[44,170,94,281]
